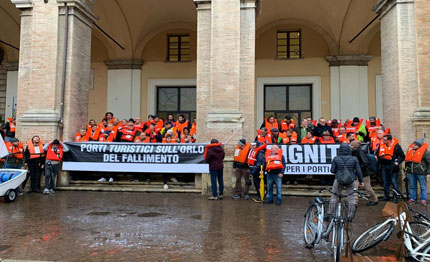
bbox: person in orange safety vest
[376,134,405,202]
[404,138,430,205]
[42,139,69,194]
[232,139,251,200]
[264,145,285,205]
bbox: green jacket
[405,150,430,175]
[356,124,367,142]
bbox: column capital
[194,0,211,10]
[11,0,32,9]
[57,0,98,26]
[4,62,18,71]
[373,0,414,16]
[325,55,372,66]
[104,59,144,70]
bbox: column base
[206,110,244,154]
[18,110,60,141]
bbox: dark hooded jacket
[205,145,225,170]
[352,146,369,177]
[331,143,363,183]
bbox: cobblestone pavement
[0,191,422,262]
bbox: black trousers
[28,162,43,192]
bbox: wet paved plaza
[0,192,414,261]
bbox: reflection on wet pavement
[0,192,414,261]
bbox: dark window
[264,84,312,125]
[167,35,190,62]
[157,87,196,121]
[277,31,301,59]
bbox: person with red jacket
[43,139,69,194]
[204,139,225,200]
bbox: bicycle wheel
[333,223,343,262]
[352,220,396,253]
[419,243,430,262]
[409,222,430,240]
[304,203,321,247]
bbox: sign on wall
[63,142,209,173]
[278,144,340,175]
[62,142,341,175]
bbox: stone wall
[0,69,6,121]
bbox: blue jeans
[408,173,427,201]
[381,164,399,197]
[266,173,282,204]
[210,169,224,197]
[45,163,60,190]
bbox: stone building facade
[0,0,429,191]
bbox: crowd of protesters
[205,114,430,212]
[2,112,429,208]
[74,112,197,144]
[0,117,68,195]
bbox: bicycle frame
[364,212,430,260]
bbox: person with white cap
[404,138,430,206]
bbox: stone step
[70,180,195,186]
[56,186,201,194]
[58,185,385,197]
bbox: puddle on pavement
[191,215,202,220]
[137,212,164,217]
[87,211,111,216]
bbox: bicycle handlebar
[408,207,430,222]
[318,187,368,199]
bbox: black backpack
[337,157,354,185]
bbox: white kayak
[0,169,27,203]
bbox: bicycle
[303,187,365,262]
[352,189,430,261]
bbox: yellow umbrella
[259,165,265,201]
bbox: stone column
[194,0,257,148]
[104,60,143,120]
[326,55,372,120]
[0,68,6,121]
[373,0,417,146]
[412,0,430,138]
[11,0,97,142]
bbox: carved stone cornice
[326,55,373,66]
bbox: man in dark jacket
[263,145,286,205]
[376,134,405,203]
[404,138,430,205]
[248,142,266,202]
[329,143,363,221]
[313,117,333,138]
[204,139,225,200]
[351,141,378,206]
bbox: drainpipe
[58,3,69,141]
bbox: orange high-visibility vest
[280,120,295,131]
[379,139,399,160]
[134,136,150,143]
[280,131,297,144]
[301,137,317,144]
[247,143,266,166]
[5,142,24,159]
[176,120,189,133]
[233,143,250,164]
[265,118,279,134]
[26,141,45,159]
[75,133,90,142]
[265,149,284,171]
[46,144,63,161]
[319,137,335,144]
[405,143,428,163]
